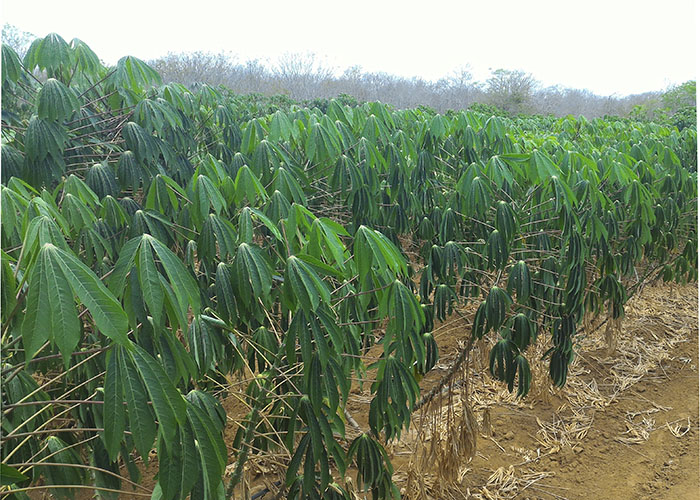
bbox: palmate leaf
[116,150,141,190]
[137,240,164,325]
[489,339,516,384]
[193,174,225,219]
[145,174,182,214]
[147,235,201,318]
[70,37,103,74]
[86,162,119,199]
[186,390,227,432]
[237,207,253,244]
[37,78,80,122]
[306,122,341,164]
[23,33,72,77]
[511,313,534,351]
[117,346,157,461]
[129,344,186,443]
[529,150,559,182]
[24,115,68,161]
[234,164,268,204]
[21,243,129,363]
[233,242,272,311]
[22,215,69,259]
[134,98,182,133]
[486,229,508,269]
[514,354,531,396]
[353,225,406,283]
[386,279,424,336]
[1,255,17,322]
[284,255,331,312]
[107,55,162,92]
[495,200,517,241]
[214,262,237,323]
[103,349,125,461]
[1,44,23,86]
[62,193,96,231]
[108,235,200,329]
[309,218,350,271]
[272,166,307,204]
[1,144,24,184]
[187,315,225,375]
[248,206,283,241]
[252,139,279,183]
[198,213,237,267]
[185,401,227,499]
[64,173,101,208]
[158,420,199,500]
[42,436,85,499]
[269,110,293,143]
[122,121,159,164]
[51,245,130,345]
[507,260,531,304]
[486,286,512,332]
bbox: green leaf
[158,421,199,500]
[24,115,68,161]
[147,235,201,316]
[71,37,103,74]
[387,279,424,336]
[486,286,512,332]
[507,260,531,304]
[186,402,227,498]
[42,436,85,498]
[233,242,272,310]
[118,346,157,461]
[269,110,293,143]
[21,243,79,364]
[137,241,164,325]
[0,464,28,486]
[285,255,330,312]
[108,55,162,92]
[1,44,22,86]
[103,349,126,461]
[234,164,268,204]
[51,244,130,346]
[107,236,142,294]
[354,225,406,282]
[37,78,80,122]
[23,33,72,76]
[130,344,187,444]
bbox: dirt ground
[374,281,699,500]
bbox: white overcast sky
[2,0,697,96]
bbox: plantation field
[1,35,697,500]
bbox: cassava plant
[1,34,696,499]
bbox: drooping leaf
[37,78,80,122]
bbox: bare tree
[275,52,335,100]
[485,69,538,114]
[147,50,688,119]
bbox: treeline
[147,51,696,124]
[2,23,695,125]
